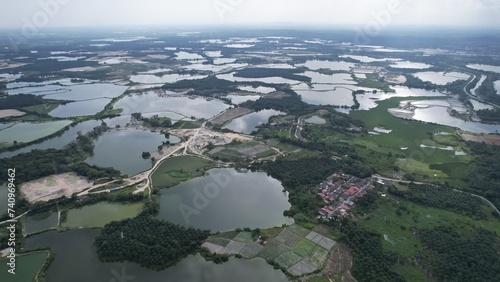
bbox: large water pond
[182,62,247,73]
[238,85,276,94]
[0,120,72,146]
[225,94,261,104]
[413,107,500,133]
[356,86,446,110]
[61,202,143,228]
[413,72,469,85]
[467,64,500,74]
[8,83,128,101]
[24,211,58,234]
[114,93,230,119]
[49,98,111,117]
[298,60,355,72]
[302,71,355,84]
[293,84,355,106]
[217,72,302,85]
[469,99,494,110]
[305,116,326,124]
[339,55,396,63]
[0,252,47,282]
[175,51,204,60]
[224,109,285,134]
[0,120,101,159]
[85,130,171,176]
[25,229,289,282]
[129,73,208,84]
[389,61,432,69]
[495,80,500,94]
[158,168,294,232]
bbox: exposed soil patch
[20,173,93,203]
[461,133,500,145]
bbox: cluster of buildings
[314,173,377,219]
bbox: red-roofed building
[346,186,360,196]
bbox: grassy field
[151,156,216,188]
[256,149,277,159]
[344,97,472,180]
[357,194,500,281]
[394,264,433,282]
[359,196,500,258]
[173,120,203,129]
[22,103,60,114]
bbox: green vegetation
[22,103,60,115]
[476,108,500,123]
[388,184,486,218]
[416,226,500,281]
[466,141,500,208]
[132,113,172,128]
[151,156,216,188]
[255,149,276,158]
[172,119,203,129]
[165,76,237,96]
[260,157,341,218]
[339,220,405,282]
[0,94,52,110]
[94,202,210,270]
[234,68,312,83]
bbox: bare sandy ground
[0,109,25,119]
[224,132,253,141]
[20,173,93,203]
[461,133,500,145]
[211,107,252,125]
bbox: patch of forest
[94,201,210,270]
[416,226,500,282]
[338,220,405,282]
[388,184,487,219]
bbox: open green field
[22,103,60,114]
[0,252,48,282]
[358,195,500,281]
[345,97,471,179]
[394,264,433,282]
[173,120,203,129]
[151,156,216,188]
[256,149,277,159]
[359,196,500,258]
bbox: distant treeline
[234,68,312,83]
[0,94,48,110]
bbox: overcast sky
[0,0,499,29]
